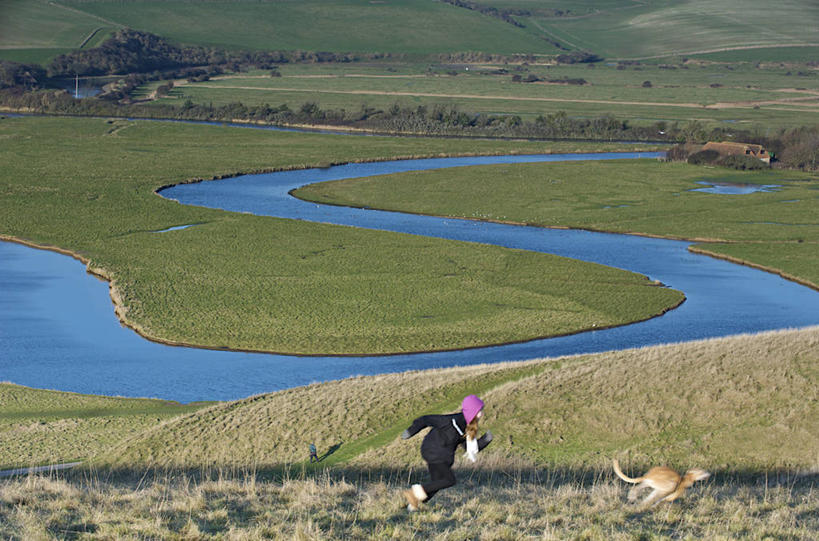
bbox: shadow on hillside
[318,442,342,462]
[45,462,818,492]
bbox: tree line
[46,29,396,78]
[3,83,815,169]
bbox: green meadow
[1,327,817,538]
[152,61,819,130]
[295,159,819,289]
[53,0,559,56]
[0,115,676,355]
[526,0,819,60]
[0,0,117,64]
[5,0,818,64]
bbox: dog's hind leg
[642,489,668,508]
[628,481,649,502]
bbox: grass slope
[1,467,815,539]
[294,159,819,288]
[0,0,118,63]
[1,327,816,538]
[98,327,819,471]
[0,383,209,470]
[3,0,808,63]
[527,0,819,60]
[0,115,676,354]
[53,0,561,56]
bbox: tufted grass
[0,115,680,354]
[0,327,817,539]
[294,159,819,289]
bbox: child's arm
[401,414,445,439]
[477,430,493,451]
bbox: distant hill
[4,0,818,65]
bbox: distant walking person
[401,394,493,511]
[309,443,319,463]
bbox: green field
[54,0,560,56]
[1,327,816,538]
[145,61,819,130]
[526,0,819,60]
[0,115,677,355]
[295,159,819,289]
[0,0,118,64]
[3,0,818,64]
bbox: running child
[401,394,493,511]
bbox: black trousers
[422,461,457,500]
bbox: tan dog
[613,459,710,507]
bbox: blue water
[691,181,782,194]
[3,152,819,402]
[153,224,201,233]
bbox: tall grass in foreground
[1,463,815,539]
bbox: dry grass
[108,327,819,473]
[2,327,817,538]
[0,465,815,540]
[99,362,545,468]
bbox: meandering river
[2,152,818,402]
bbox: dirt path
[616,42,819,62]
[179,82,710,108]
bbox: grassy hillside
[522,0,819,60]
[52,0,560,56]
[99,327,819,471]
[0,383,209,470]
[5,0,817,63]
[1,327,816,538]
[0,0,118,64]
[0,115,676,354]
[295,159,819,288]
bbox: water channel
[3,152,818,402]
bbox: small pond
[691,181,782,194]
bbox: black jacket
[405,412,491,465]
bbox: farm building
[702,141,771,163]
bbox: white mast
[75,74,79,98]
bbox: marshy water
[3,152,819,402]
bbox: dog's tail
[612,459,642,484]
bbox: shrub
[718,155,769,170]
[687,149,720,165]
[665,144,692,161]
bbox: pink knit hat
[461,394,484,424]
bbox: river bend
[2,152,818,402]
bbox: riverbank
[0,115,683,356]
[294,158,819,290]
